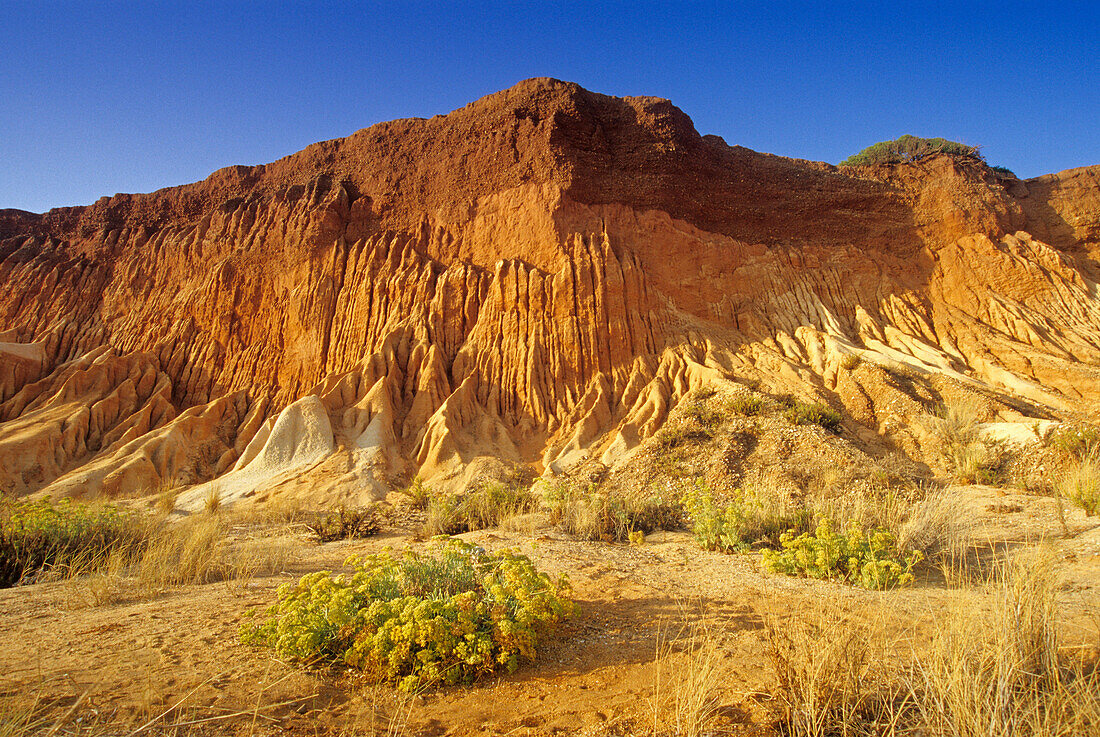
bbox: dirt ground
[1,485,1098,736]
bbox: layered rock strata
[1,78,1098,502]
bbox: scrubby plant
[399,476,432,510]
[764,600,881,737]
[926,399,1001,484]
[991,165,1017,177]
[422,481,538,537]
[905,549,1100,736]
[306,505,387,542]
[839,135,982,167]
[728,393,766,416]
[242,538,574,690]
[1046,424,1100,460]
[681,480,811,553]
[762,519,922,589]
[0,498,148,588]
[784,401,843,434]
[680,391,725,433]
[541,481,684,542]
[1057,451,1100,516]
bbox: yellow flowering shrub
[242,538,574,689]
[761,519,922,589]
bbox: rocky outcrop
[1,78,1098,503]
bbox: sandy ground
[1,485,1098,736]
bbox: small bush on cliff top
[243,538,574,690]
[839,135,982,167]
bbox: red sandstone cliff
[1,78,1098,503]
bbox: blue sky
[1,1,1097,213]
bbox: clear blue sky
[2,1,1097,213]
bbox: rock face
[1,78,1099,503]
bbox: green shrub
[729,393,766,416]
[784,401,843,433]
[991,165,1016,177]
[0,498,147,588]
[681,395,724,433]
[306,506,387,543]
[762,519,922,589]
[839,135,982,167]
[400,476,433,510]
[681,480,811,553]
[422,481,538,536]
[242,538,574,690]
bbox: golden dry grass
[651,614,736,737]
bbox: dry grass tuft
[651,615,735,737]
[762,547,1100,736]
[763,600,892,737]
[907,548,1100,736]
[203,485,222,515]
[925,399,1000,484]
[1056,451,1100,516]
[421,480,540,537]
[543,480,684,542]
[63,514,295,605]
[894,489,970,566]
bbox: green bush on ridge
[839,135,983,167]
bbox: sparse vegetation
[926,399,1000,484]
[203,486,222,515]
[652,616,735,737]
[764,600,882,737]
[1057,451,1100,516]
[0,495,295,601]
[904,550,1100,736]
[399,475,433,510]
[762,519,923,589]
[422,481,539,536]
[305,505,387,542]
[784,400,843,433]
[1046,424,1100,459]
[243,538,574,690]
[839,134,983,167]
[0,498,147,588]
[728,392,766,416]
[542,480,684,541]
[681,480,810,552]
[680,390,725,433]
[765,549,1100,736]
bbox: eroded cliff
[2,78,1098,504]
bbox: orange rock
[1,78,1098,501]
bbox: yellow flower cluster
[242,538,574,689]
[761,519,922,589]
